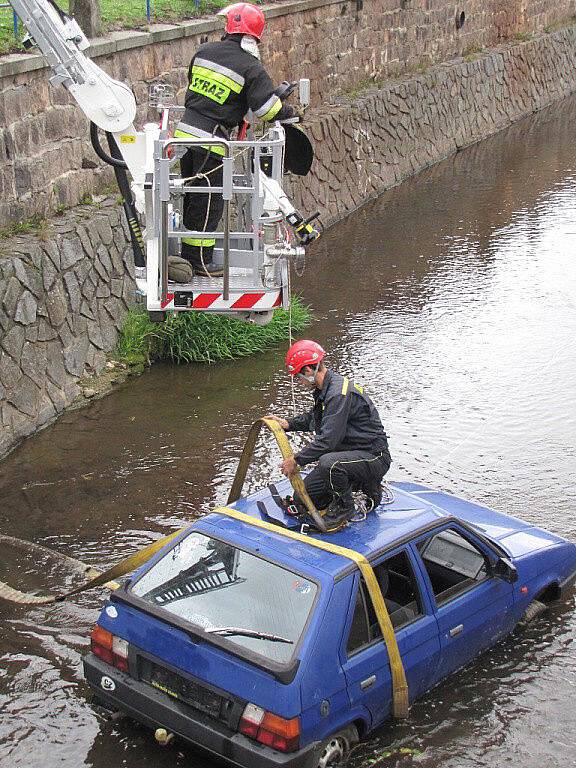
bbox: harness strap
[227,418,327,533]
[341,376,364,396]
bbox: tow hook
[154,728,174,746]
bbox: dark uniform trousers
[177,35,294,267]
[181,147,224,265]
[303,449,391,511]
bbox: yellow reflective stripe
[182,237,216,247]
[342,378,364,395]
[191,64,243,94]
[173,129,226,156]
[214,505,409,719]
[260,97,283,122]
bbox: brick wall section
[1,0,576,225]
[2,28,576,456]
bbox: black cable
[89,122,128,169]
[104,131,146,268]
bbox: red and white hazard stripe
[161,290,282,311]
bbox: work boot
[324,498,356,529]
[191,261,224,277]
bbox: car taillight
[239,703,300,753]
[90,625,129,672]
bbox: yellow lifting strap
[215,505,409,719]
[0,419,408,718]
[0,529,185,605]
[227,417,328,533]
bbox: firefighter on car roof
[267,340,392,527]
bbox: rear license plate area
[139,658,225,720]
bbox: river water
[1,96,576,768]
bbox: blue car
[84,481,576,768]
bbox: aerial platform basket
[139,115,308,325]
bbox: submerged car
[84,481,576,767]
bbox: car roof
[200,480,450,579]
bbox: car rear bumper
[84,655,320,768]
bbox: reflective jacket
[175,35,294,153]
[286,370,391,466]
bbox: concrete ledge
[0,0,338,78]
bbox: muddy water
[2,96,576,768]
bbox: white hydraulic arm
[260,173,319,244]
[8,0,149,183]
[10,0,136,131]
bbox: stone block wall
[0,201,136,456]
[1,0,576,225]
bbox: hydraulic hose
[104,132,146,267]
[89,121,128,169]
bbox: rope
[286,263,297,416]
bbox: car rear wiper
[205,626,294,644]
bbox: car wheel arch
[535,581,561,603]
[352,716,369,739]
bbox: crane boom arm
[9,0,136,133]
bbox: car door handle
[449,624,464,637]
[360,675,376,690]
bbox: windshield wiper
[205,626,294,644]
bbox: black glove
[274,81,297,100]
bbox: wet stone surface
[0,97,575,767]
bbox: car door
[410,524,515,683]
[341,546,441,728]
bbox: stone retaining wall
[288,28,576,225]
[0,202,135,456]
[2,28,576,456]
[1,0,575,225]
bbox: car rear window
[130,531,317,665]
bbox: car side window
[416,528,489,606]
[347,549,424,656]
[346,583,371,655]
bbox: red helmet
[285,340,325,376]
[218,3,266,41]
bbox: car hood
[404,486,567,557]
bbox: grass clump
[513,31,533,42]
[116,297,311,365]
[0,214,49,240]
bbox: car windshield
[130,531,318,665]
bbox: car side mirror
[494,557,518,583]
